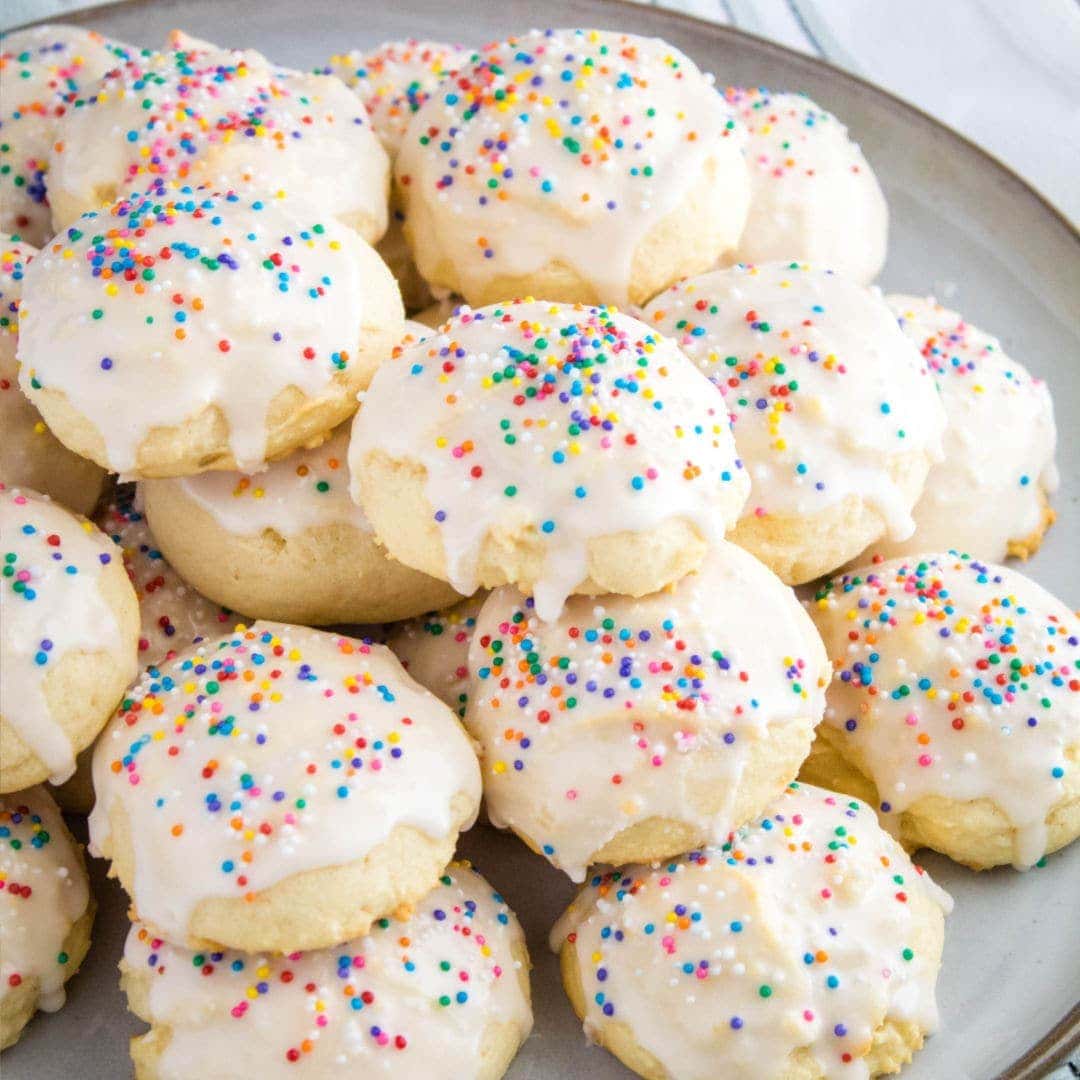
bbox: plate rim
[4,0,1079,1075]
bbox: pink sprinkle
[600,436,612,449]
[372,759,383,771]
[566,789,578,800]
[376,1034,389,1046]
[695,967,708,980]
[662,935,675,954]
[918,754,933,767]
[820,888,832,899]
[231,1003,247,1018]
[128,774,140,786]
[651,755,663,766]
[16,570,30,582]
[316,1015,328,1027]
[754,506,767,517]
[284,813,297,825]
[905,713,918,726]
[803,1010,814,1021]
[646,467,658,479]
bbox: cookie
[0,485,139,791]
[388,593,486,717]
[465,540,830,880]
[553,782,950,1080]
[89,622,482,951]
[46,34,389,242]
[323,40,470,310]
[804,553,1080,869]
[0,786,94,1049]
[724,88,888,284]
[121,863,531,1078]
[642,263,947,584]
[350,300,750,620]
[858,295,1057,562]
[395,28,750,307]
[18,185,404,478]
[0,234,108,515]
[141,418,461,626]
[0,25,135,245]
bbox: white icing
[0,486,129,783]
[865,295,1058,562]
[18,188,378,474]
[0,25,135,245]
[466,542,830,880]
[122,863,530,1077]
[395,28,748,305]
[0,786,91,1011]
[388,593,486,717]
[46,37,389,241]
[155,322,430,538]
[350,300,750,621]
[552,782,951,1080]
[98,497,237,665]
[89,622,481,943]
[810,553,1080,869]
[322,39,469,156]
[725,88,888,285]
[162,425,371,538]
[642,263,947,539]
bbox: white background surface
[3,0,1079,223]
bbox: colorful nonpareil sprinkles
[0,26,137,243]
[18,183,373,473]
[643,262,945,527]
[394,28,739,303]
[389,594,485,717]
[1,787,92,1007]
[122,864,530,1071]
[1,484,129,781]
[99,495,236,665]
[88,622,480,943]
[553,782,950,1079]
[350,299,748,619]
[1,233,34,373]
[463,546,829,879]
[320,39,468,154]
[812,552,1080,867]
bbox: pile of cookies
[0,21,1076,1080]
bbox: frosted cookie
[804,553,1080,869]
[389,593,486,717]
[46,35,389,242]
[322,40,470,311]
[0,485,139,792]
[857,295,1057,562]
[121,863,531,1078]
[465,541,829,880]
[0,234,108,515]
[642,263,946,584]
[725,88,888,284]
[0,25,135,245]
[141,420,461,626]
[350,300,750,621]
[89,622,482,951]
[395,28,750,307]
[0,787,94,1049]
[553,781,950,1080]
[17,185,404,478]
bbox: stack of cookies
[0,20,1076,1080]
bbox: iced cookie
[553,782,950,1080]
[725,88,888,284]
[46,35,389,242]
[0,25,135,245]
[0,786,94,1049]
[141,420,461,626]
[323,40,470,310]
[804,553,1080,869]
[0,485,139,791]
[857,295,1057,562]
[388,593,486,717]
[642,263,946,584]
[465,541,829,880]
[395,28,750,307]
[18,185,404,478]
[350,300,750,621]
[0,234,108,515]
[121,863,531,1078]
[90,622,482,951]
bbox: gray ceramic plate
[4,1,1079,1077]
